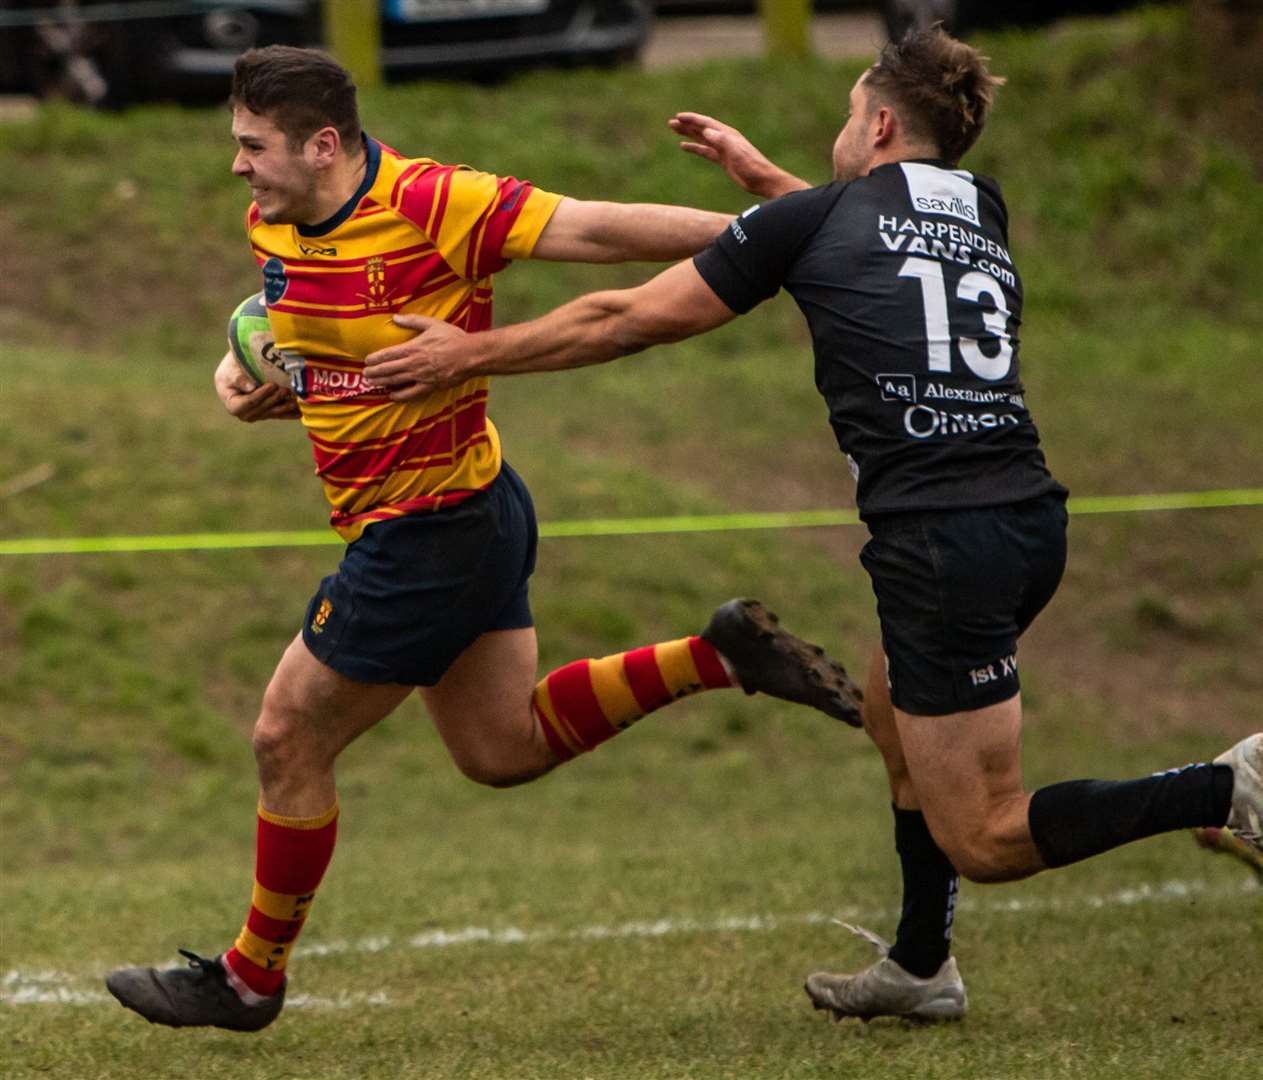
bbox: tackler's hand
[669,111,811,200]
[363,315,480,402]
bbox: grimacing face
[831,75,878,183]
[231,106,322,225]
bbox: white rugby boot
[1207,733,1263,867]
[804,924,966,1023]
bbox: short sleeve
[396,164,562,280]
[693,184,844,315]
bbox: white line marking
[302,876,1253,959]
[0,970,391,1010]
[1,877,1253,1007]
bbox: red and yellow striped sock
[534,636,733,761]
[222,801,338,1001]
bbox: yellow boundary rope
[1,489,1259,557]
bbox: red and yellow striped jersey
[247,136,562,541]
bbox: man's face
[231,106,319,225]
[831,75,878,183]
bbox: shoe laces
[177,949,219,972]
[830,920,892,958]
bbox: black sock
[1028,763,1233,869]
[886,806,959,979]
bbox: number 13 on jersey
[898,256,1014,381]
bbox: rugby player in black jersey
[363,27,1263,1022]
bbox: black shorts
[301,462,538,686]
[859,492,1068,716]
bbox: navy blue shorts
[859,492,1068,716]
[301,462,538,686]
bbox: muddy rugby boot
[805,924,966,1022]
[1192,825,1263,883]
[106,949,285,1031]
[702,599,862,726]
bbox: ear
[307,126,342,169]
[871,105,898,150]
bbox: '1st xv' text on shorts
[859,491,1069,716]
[301,462,538,686]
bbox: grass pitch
[2,7,1261,1078]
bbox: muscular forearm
[758,170,813,199]
[364,259,733,399]
[467,288,681,376]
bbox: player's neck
[304,149,369,226]
[866,141,945,174]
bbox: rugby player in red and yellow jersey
[103,46,862,1032]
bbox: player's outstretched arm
[213,350,301,422]
[362,260,736,401]
[530,198,731,264]
[669,112,812,200]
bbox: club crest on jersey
[262,257,289,304]
[358,255,392,310]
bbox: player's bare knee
[251,705,317,780]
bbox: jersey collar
[876,157,954,172]
[297,134,381,237]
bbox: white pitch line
[299,875,1254,961]
[0,970,390,1010]
[1,876,1253,1008]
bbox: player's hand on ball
[363,315,477,402]
[214,350,300,422]
[227,381,302,422]
[669,112,811,200]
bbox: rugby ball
[226,291,303,392]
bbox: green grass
[2,6,1262,1078]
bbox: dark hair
[864,26,1004,165]
[230,45,362,152]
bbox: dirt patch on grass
[1192,1,1263,175]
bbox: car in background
[652,1,1148,41]
[880,0,1148,41]
[0,0,652,106]
[652,1,873,10]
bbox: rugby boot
[1192,825,1263,883]
[804,924,966,1022]
[105,949,285,1031]
[1206,733,1263,871]
[702,599,862,726]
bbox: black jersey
[694,160,1066,519]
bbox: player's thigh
[261,632,414,760]
[418,627,541,771]
[894,694,1025,850]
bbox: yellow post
[323,0,383,89]
[759,0,812,60]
